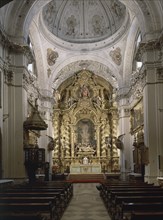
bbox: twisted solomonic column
[112,112,118,157]
[61,116,71,158]
[101,118,110,157]
[101,119,106,157]
[53,112,60,158]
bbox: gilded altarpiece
[52,70,119,173]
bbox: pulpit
[24,147,45,183]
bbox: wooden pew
[100,182,158,202]
[0,213,47,220]
[0,202,55,220]
[4,188,68,210]
[111,196,163,220]
[0,192,63,219]
[99,180,163,220]
[102,186,162,208]
[118,202,163,220]
[130,211,163,220]
[0,181,73,220]
[103,187,163,204]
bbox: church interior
[0,0,163,219]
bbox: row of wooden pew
[0,180,73,220]
[99,180,163,220]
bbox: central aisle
[61,183,111,220]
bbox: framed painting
[130,98,144,134]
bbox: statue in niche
[80,84,90,98]
[66,15,77,36]
[92,95,102,107]
[110,47,122,66]
[67,96,77,108]
[83,157,89,165]
[53,89,61,107]
[47,48,58,66]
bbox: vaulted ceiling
[0,0,162,94]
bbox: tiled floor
[61,183,111,220]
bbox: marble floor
[61,183,111,220]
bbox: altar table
[70,164,101,174]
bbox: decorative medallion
[47,48,58,66]
[110,47,122,66]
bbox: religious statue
[83,157,88,165]
[46,135,55,151]
[80,85,90,98]
[53,89,61,106]
[114,134,125,150]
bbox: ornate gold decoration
[52,70,119,173]
[53,111,60,158]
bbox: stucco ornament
[47,48,58,66]
[110,47,122,66]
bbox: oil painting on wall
[76,119,96,148]
[130,99,144,134]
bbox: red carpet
[67,179,104,183]
[67,174,105,183]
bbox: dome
[42,0,126,44]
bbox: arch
[123,17,140,81]
[48,56,121,90]
[2,0,50,43]
[119,0,162,39]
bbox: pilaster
[0,30,34,178]
[138,38,163,183]
[118,98,131,179]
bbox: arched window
[136,33,142,69]
[133,32,142,71]
[27,35,37,76]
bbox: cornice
[136,32,163,61]
[0,27,34,64]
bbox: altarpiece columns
[52,70,120,173]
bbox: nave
[61,183,110,220]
